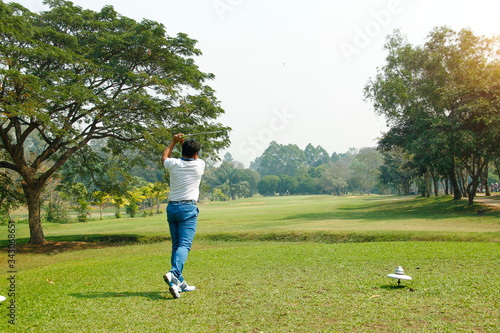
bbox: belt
[168,200,196,204]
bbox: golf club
[182,131,226,137]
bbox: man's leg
[166,204,182,298]
[170,203,198,283]
[167,205,180,268]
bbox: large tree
[257,141,306,177]
[349,147,383,195]
[365,27,500,204]
[377,147,414,195]
[0,0,229,244]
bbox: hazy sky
[11,0,500,166]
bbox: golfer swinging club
[161,133,205,298]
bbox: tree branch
[0,161,17,171]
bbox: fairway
[4,195,500,246]
[1,195,500,332]
[1,241,499,332]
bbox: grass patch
[2,195,499,248]
[1,195,499,331]
[1,241,499,332]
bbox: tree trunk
[495,160,500,183]
[403,179,411,195]
[23,183,47,245]
[456,169,467,197]
[467,178,479,205]
[482,164,490,197]
[466,157,486,205]
[448,167,461,200]
[425,172,430,198]
[431,171,439,197]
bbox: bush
[45,201,69,223]
[210,188,229,201]
[126,202,139,217]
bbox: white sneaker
[180,281,196,292]
[163,272,181,299]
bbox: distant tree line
[5,133,500,225]
[249,143,383,197]
[208,144,499,200]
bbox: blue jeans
[167,202,199,283]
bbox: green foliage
[257,175,280,196]
[365,27,500,204]
[210,188,229,201]
[295,172,317,195]
[150,182,169,213]
[110,195,129,219]
[45,199,69,223]
[125,201,139,218]
[257,141,306,177]
[0,0,229,243]
[378,147,414,195]
[60,145,140,196]
[91,190,110,220]
[58,182,90,221]
[320,164,349,196]
[204,161,256,200]
[125,188,146,217]
[0,167,24,223]
[349,147,383,194]
[278,175,298,195]
[304,143,331,167]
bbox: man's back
[164,158,205,201]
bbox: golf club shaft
[183,131,226,137]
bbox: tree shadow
[7,233,170,254]
[70,291,168,301]
[282,196,494,222]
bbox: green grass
[3,195,500,246]
[1,241,499,332]
[1,195,500,332]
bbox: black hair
[182,138,201,158]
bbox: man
[161,133,205,298]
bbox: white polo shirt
[163,158,205,202]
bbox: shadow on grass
[380,284,410,290]
[2,233,170,253]
[282,196,498,221]
[52,233,169,244]
[70,291,168,301]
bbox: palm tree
[110,195,129,219]
[151,182,170,214]
[126,189,146,218]
[92,191,110,220]
[208,161,251,200]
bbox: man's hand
[162,133,185,163]
[173,133,185,145]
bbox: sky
[10,0,500,166]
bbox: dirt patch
[13,241,119,254]
[464,194,500,211]
[475,198,500,211]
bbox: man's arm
[161,133,185,164]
